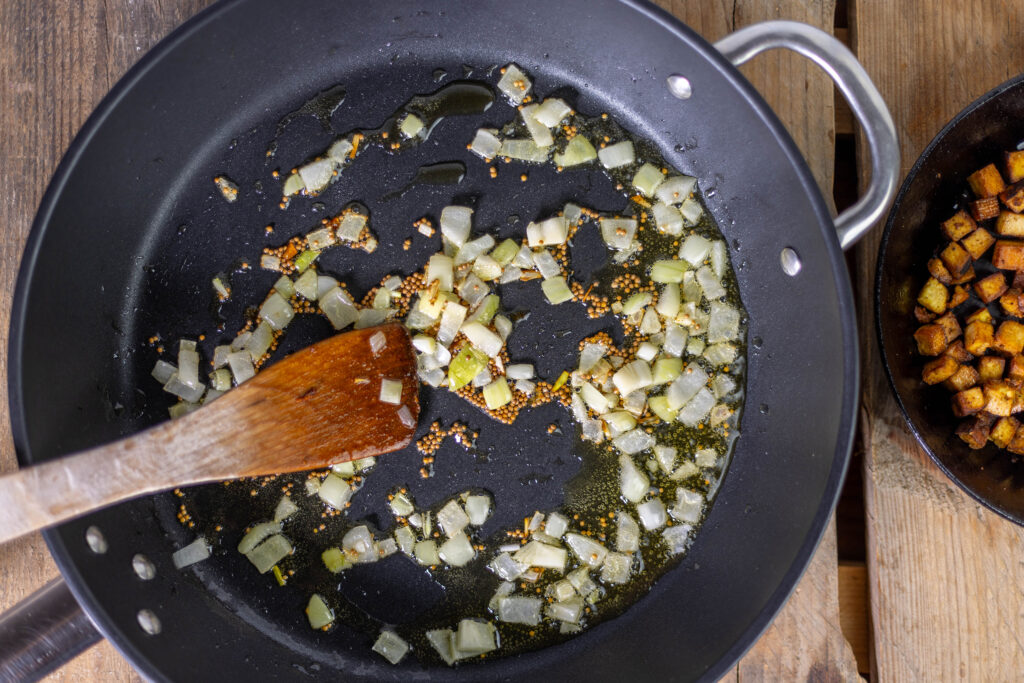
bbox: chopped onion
[426,629,457,666]
[707,302,741,343]
[637,499,667,530]
[599,217,637,250]
[490,552,526,581]
[650,259,687,283]
[598,140,635,169]
[613,428,655,455]
[663,524,693,555]
[554,134,596,166]
[321,547,349,573]
[565,533,608,568]
[500,138,548,162]
[259,292,294,330]
[454,235,495,265]
[226,351,255,384]
[298,159,336,194]
[343,525,377,563]
[306,594,334,630]
[541,276,573,304]
[482,376,513,410]
[437,301,467,345]
[439,532,475,567]
[667,363,708,409]
[521,105,554,147]
[612,360,652,396]
[320,287,358,330]
[526,216,568,247]
[632,163,664,196]
[647,396,677,422]
[680,196,703,224]
[282,172,305,196]
[621,291,652,316]
[600,551,632,584]
[318,473,353,509]
[580,381,610,414]
[671,488,705,524]
[603,410,636,437]
[460,322,501,357]
[395,526,416,555]
[513,540,567,571]
[546,596,584,623]
[172,537,210,569]
[274,496,298,522]
[498,596,543,625]
[652,202,684,235]
[656,175,697,205]
[355,308,386,329]
[712,374,736,399]
[679,234,712,266]
[577,342,606,373]
[494,314,513,341]
[470,128,502,159]
[379,378,403,405]
[246,322,274,361]
[677,387,715,426]
[465,495,491,525]
[317,275,339,299]
[151,359,176,384]
[373,630,410,665]
[448,346,488,390]
[399,113,424,139]
[515,378,536,395]
[695,448,718,468]
[652,358,682,385]
[616,512,640,553]
[440,206,473,247]
[454,619,497,657]
[704,342,737,366]
[619,454,649,502]
[506,363,533,380]
[437,499,470,537]
[662,325,688,357]
[497,63,532,104]
[245,534,292,573]
[209,368,231,392]
[397,405,416,428]
[426,253,455,291]
[532,250,562,279]
[640,308,661,335]
[457,273,488,306]
[336,213,367,241]
[533,98,572,127]
[327,136,354,164]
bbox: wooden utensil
[0,324,419,545]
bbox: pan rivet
[137,609,162,635]
[667,74,692,99]
[780,247,802,276]
[132,554,157,581]
[85,526,108,554]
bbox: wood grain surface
[852,1,1024,680]
[0,0,858,680]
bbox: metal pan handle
[713,20,900,250]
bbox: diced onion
[598,140,635,169]
[541,276,573,304]
[397,405,416,428]
[399,113,424,139]
[600,551,632,584]
[297,158,336,194]
[526,216,568,247]
[306,594,334,630]
[327,137,354,164]
[437,499,470,537]
[521,105,554,147]
[616,512,640,552]
[655,175,697,205]
[426,253,455,291]
[245,534,292,574]
[650,259,687,283]
[501,138,548,162]
[439,532,475,567]
[637,499,667,530]
[470,128,502,159]
[293,269,319,300]
[282,173,305,196]
[677,387,715,426]
[612,360,652,396]
[455,619,498,657]
[513,540,567,571]
[613,429,655,456]
[465,494,491,525]
[337,214,366,241]
[379,378,403,405]
[151,360,176,384]
[172,537,210,569]
[318,474,353,509]
[599,218,637,250]
[680,196,703,224]
[619,454,649,502]
[462,322,503,357]
[497,63,532,104]
[437,301,467,345]
[274,496,298,522]
[632,163,664,196]
[533,98,572,127]
[498,596,543,625]
[415,540,440,566]
[546,596,584,623]
[565,533,608,568]
[671,488,705,524]
[343,525,377,563]
[259,292,295,330]
[663,524,693,555]
[440,206,473,247]
[553,135,596,166]
[373,630,410,665]
[226,351,255,384]
[490,552,526,581]
[426,629,457,666]
[483,377,513,410]
[320,287,358,330]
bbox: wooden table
[1,1,1022,680]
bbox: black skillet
[3,1,897,680]
[878,74,1024,525]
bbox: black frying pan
[878,74,1024,525]
[4,1,897,680]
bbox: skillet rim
[6,0,858,679]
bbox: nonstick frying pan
[877,74,1024,526]
[3,1,897,680]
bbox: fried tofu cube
[933,312,962,342]
[1008,424,1024,454]
[957,415,994,449]
[915,305,937,323]
[1000,288,1024,317]
[996,211,1024,237]
[966,307,994,324]
[940,242,973,278]
[974,272,1008,303]
[953,386,986,416]
[922,355,960,384]
[978,355,1006,381]
[949,285,969,309]
[984,380,1016,416]
[915,323,948,355]
[942,209,977,240]
[944,364,980,392]
[1013,271,1024,289]
[917,277,949,313]
[964,320,995,355]
[971,197,1001,221]
[962,228,996,259]
[951,266,977,285]
[994,320,1024,355]
[1008,355,1024,381]
[992,240,1024,270]
[969,163,1007,198]
[990,416,1021,448]
[944,339,973,363]
[927,257,954,285]
[1006,150,1024,183]
[1001,180,1024,213]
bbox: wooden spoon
[0,324,419,545]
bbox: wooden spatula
[0,324,419,545]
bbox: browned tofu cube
[1008,424,1024,454]
[1013,271,1024,289]
[944,339,973,363]
[942,210,977,240]
[969,163,1007,197]
[957,415,994,449]
[1007,150,1024,183]
[978,355,1007,381]
[962,228,996,259]
[1008,355,1024,381]
[940,242,973,278]
[996,211,1024,237]
[964,320,995,355]
[950,285,970,309]
[923,355,960,384]
[984,380,1016,416]
[933,312,962,342]
[944,364,980,392]
[915,323,949,355]
[918,277,949,313]
[971,197,1001,221]
[914,305,937,323]
[974,272,1008,303]
[994,320,1024,355]
[951,266,977,285]
[990,416,1021,448]
[993,240,1024,270]
[953,386,986,416]
[1001,180,1024,213]
[927,257,954,285]
[1000,288,1024,317]
[966,307,994,324]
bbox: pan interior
[9,1,854,680]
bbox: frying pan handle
[0,578,101,681]
[714,20,900,250]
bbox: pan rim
[874,72,1024,527]
[6,0,859,680]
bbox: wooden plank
[838,562,870,675]
[851,0,1024,680]
[0,1,210,680]
[654,1,857,679]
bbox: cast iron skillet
[878,74,1024,525]
[5,1,897,680]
